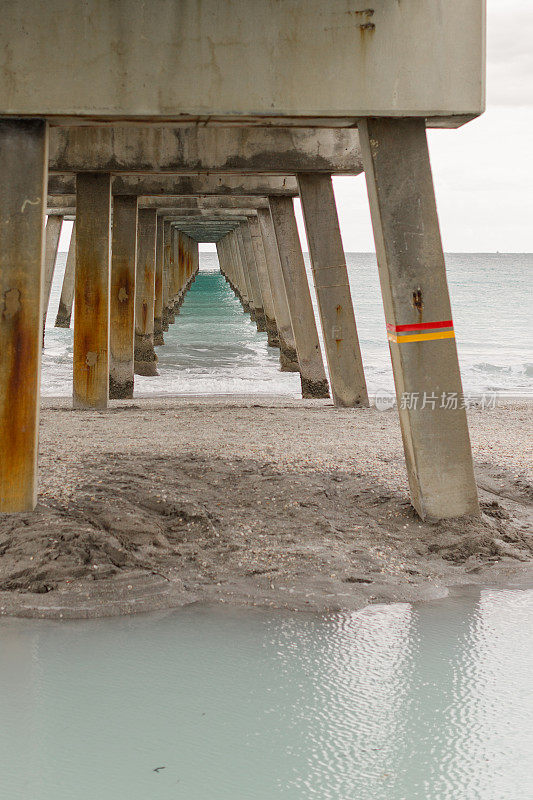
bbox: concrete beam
[48,127,363,175]
[47,195,270,212]
[1,1,484,126]
[48,174,299,197]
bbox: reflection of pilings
[257,208,299,373]
[134,208,158,376]
[298,174,369,408]
[109,195,137,399]
[55,222,76,328]
[359,117,479,520]
[73,173,111,409]
[0,118,47,512]
[42,214,63,341]
[269,196,329,399]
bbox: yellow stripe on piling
[387,331,456,344]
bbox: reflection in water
[0,591,532,800]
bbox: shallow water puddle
[1,589,532,799]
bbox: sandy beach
[0,396,531,618]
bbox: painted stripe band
[387,330,455,344]
[386,319,453,333]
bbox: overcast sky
[58,1,532,254]
[317,0,533,253]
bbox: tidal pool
[1,589,532,799]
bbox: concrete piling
[269,197,329,398]
[134,208,158,376]
[55,222,76,328]
[248,216,279,347]
[109,195,138,399]
[242,222,266,331]
[162,220,172,330]
[153,216,164,346]
[359,117,480,520]
[257,207,299,373]
[73,172,112,409]
[297,174,369,408]
[230,230,250,311]
[42,214,63,337]
[235,228,255,318]
[0,118,47,512]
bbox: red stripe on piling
[386,319,453,333]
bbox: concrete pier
[248,216,279,347]
[134,208,158,376]
[298,174,368,408]
[235,228,255,318]
[55,222,76,327]
[230,230,251,312]
[162,220,172,330]
[359,118,479,520]
[73,173,111,409]
[154,217,164,346]
[242,223,266,331]
[0,119,47,512]
[257,208,299,373]
[42,214,63,335]
[269,197,329,398]
[109,195,138,399]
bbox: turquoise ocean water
[42,252,533,398]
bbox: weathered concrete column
[109,195,137,399]
[42,214,63,336]
[235,228,255,317]
[134,208,158,376]
[73,173,112,409]
[359,118,479,520]
[298,174,369,408]
[248,216,279,347]
[55,222,76,328]
[162,220,173,329]
[173,228,182,312]
[154,216,164,345]
[0,119,47,512]
[257,208,299,372]
[269,197,329,398]
[229,231,247,309]
[242,222,266,331]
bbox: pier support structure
[73,172,111,409]
[42,214,63,336]
[297,174,368,408]
[109,195,138,399]
[55,222,76,328]
[257,208,299,372]
[269,197,329,398]
[241,223,266,331]
[154,216,164,346]
[248,216,279,347]
[134,208,158,376]
[0,119,47,511]
[359,118,479,519]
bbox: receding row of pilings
[0,119,480,522]
[41,200,199,402]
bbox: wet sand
[0,397,531,618]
